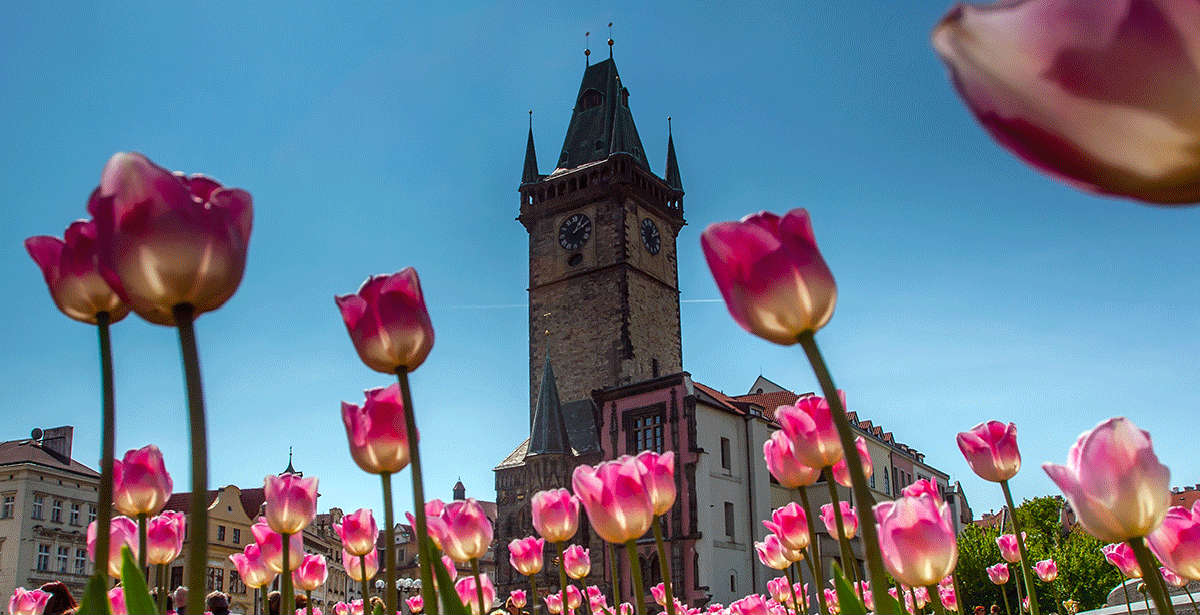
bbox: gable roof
[0,439,98,478]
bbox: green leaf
[119,546,158,615]
[831,563,868,615]
[77,573,112,615]
[428,538,469,614]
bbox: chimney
[39,426,74,461]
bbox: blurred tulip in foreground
[87,516,139,577]
[1148,501,1200,581]
[7,588,50,615]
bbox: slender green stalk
[624,540,646,614]
[1121,579,1134,615]
[1129,537,1176,614]
[529,574,539,613]
[954,574,966,615]
[137,513,148,572]
[306,589,313,615]
[555,542,569,614]
[95,312,115,588]
[360,554,370,604]
[823,467,859,586]
[397,368,437,614]
[785,566,802,614]
[579,581,596,615]
[262,586,270,615]
[282,531,294,615]
[1010,563,1025,613]
[175,304,209,615]
[1000,584,1012,615]
[1142,587,1153,615]
[470,558,486,613]
[797,487,827,615]
[382,472,396,615]
[157,563,167,614]
[651,518,676,615]
[798,332,889,612]
[607,541,620,607]
[999,480,1040,615]
[929,585,946,615]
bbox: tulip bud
[651,582,667,607]
[874,494,958,588]
[341,385,413,475]
[635,450,676,517]
[334,508,379,557]
[831,436,872,488]
[754,533,800,570]
[762,502,810,552]
[996,533,1025,564]
[252,518,304,573]
[343,549,380,582]
[146,510,186,565]
[8,588,51,615]
[87,516,139,577]
[108,587,127,615]
[25,216,130,325]
[264,473,319,535]
[1102,542,1143,578]
[530,488,580,544]
[1035,559,1058,583]
[820,501,859,540]
[956,421,1021,483]
[112,444,173,517]
[229,543,276,589]
[763,431,821,489]
[292,553,328,591]
[562,544,591,580]
[776,394,843,469]
[571,457,655,544]
[438,498,493,563]
[987,563,1010,585]
[564,585,582,611]
[336,268,435,374]
[508,536,545,576]
[509,590,527,609]
[405,595,424,614]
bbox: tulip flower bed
[13,1,1200,615]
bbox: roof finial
[529,109,533,130]
[668,115,672,137]
[585,31,591,66]
[608,22,614,58]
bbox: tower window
[724,502,735,538]
[579,89,604,110]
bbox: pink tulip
[336,268,435,373]
[530,488,580,544]
[87,515,139,577]
[755,533,800,570]
[931,0,1200,205]
[108,587,127,615]
[1034,558,1058,582]
[766,576,791,604]
[874,493,958,588]
[437,498,493,563]
[91,152,252,324]
[334,508,379,557]
[293,553,328,591]
[348,598,364,615]
[508,536,545,576]
[1160,566,1186,588]
[565,584,583,611]
[1148,501,1200,581]
[776,394,843,469]
[859,581,874,611]
[996,533,1025,564]
[902,478,942,500]
[264,473,319,535]
[831,436,872,488]
[1043,417,1171,541]
[1102,542,1143,578]
[913,586,929,609]
[544,592,564,614]
[563,544,591,579]
[762,502,810,552]
[701,208,837,344]
[635,450,677,517]
[7,588,50,615]
[406,595,424,613]
[229,543,276,589]
[252,518,304,573]
[987,562,1010,585]
[956,421,1021,483]
[731,594,770,615]
[25,217,130,325]
[509,589,527,608]
[823,588,839,614]
[619,602,634,615]
[651,582,668,606]
[939,584,958,612]
[820,501,858,540]
[341,385,414,475]
[1022,596,1030,613]
[439,553,459,583]
[296,609,322,615]
[332,602,351,615]
[343,548,379,582]
[707,604,725,614]
[407,499,449,550]
[763,431,821,488]
[146,510,186,565]
[112,444,173,517]
[587,585,608,612]
[571,457,655,544]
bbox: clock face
[558,213,592,251]
[641,218,661,255]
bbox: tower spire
[665,116,683,191]
[522,110,539,184]
[527,355,570,456]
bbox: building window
[720,437,731,470]
[869,471,876,489]
[232,528,241,544]
[207,567,223,591]
[88,504,97,523]
[32,495,44,520]
[217,525,226,541]
[724,502,735,539]
[729,571,737,593]
[51,499,63,523]
[70,502,80,526]
[37,544,50,571]
[883,468,890,495]
[75,548,87,575]
[630,411,664,453]
[1,495,13,518]
[57,546,69,573]
[229,569,245,594]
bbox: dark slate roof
[527,358,570,456]
[665,126,682,191]
[561,399,599,454]
[522,121,540,184]
[555,58,650,172]
[0,439,98,477]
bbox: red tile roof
[1170,488,1200,510]
[0,439,98,477]
[691,382,745,415]
[162,486,266,519]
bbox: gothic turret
[555,58,649,171]
[665,120,683,191]
[526,357,570,456]
[522,113,540,184]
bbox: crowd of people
[22,581,330,615]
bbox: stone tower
[519,56,685,420]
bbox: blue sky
[3,2,1198,521]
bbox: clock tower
[518,56,686,420]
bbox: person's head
[173,586,188,610]
[38,581,77,615]
[295,593,308,608]
[268,590,282,614]
[369,596,385,611]
[991,605,1001,615]
[205,591,230,615]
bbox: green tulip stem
[1129,536,1176,614]
[1000,583,1012,615]
[306,589,313,615]
[607,541,620,607]
[174,304,209,615]
[798,331,889,613]
[137,513,148,573]
[94,312,115,589]
[262,586,270,615]
[360,552,371,604]
[1010,563,1025,613]
[822,467,859,586]
[281,531,294,615]
[1143,589,1154,615]
[529,574,539,613]
[555,541,569,614]
[999,480,1040,615]
[929,585,946,615]
[471,558,486,613]
[157,563,167,614]
[579,581,596,615]
[652,517,677,615]
[624,540,646,615]
[785,565,802,615]
[796,488,827,615]
[1121,578,1134,615]
[382,471,396,615]
[954,573,967,615]
[397,367,437,615]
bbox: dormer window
[579,89,604,110]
